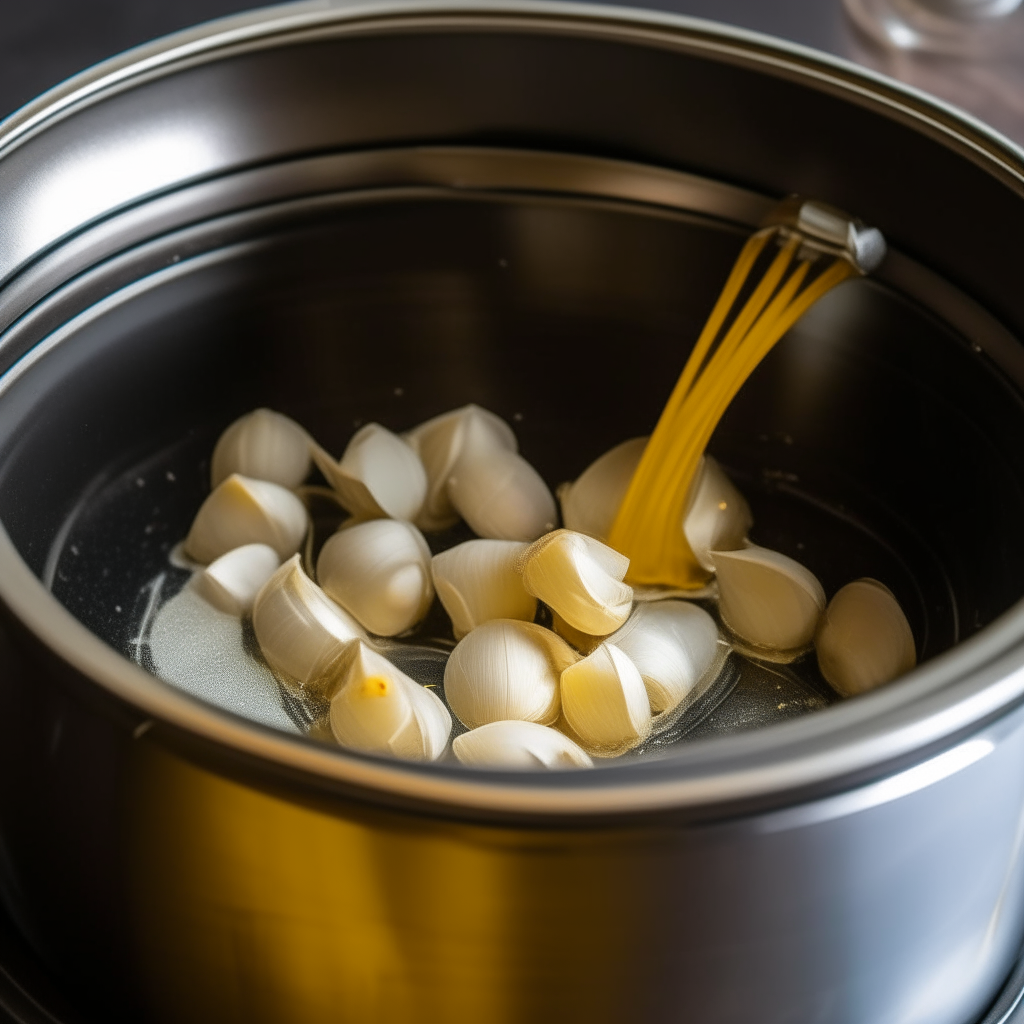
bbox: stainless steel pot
[2,3,1024,1022]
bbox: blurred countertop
[0,0,1021,142]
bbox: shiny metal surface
[0,146,774,339]
[120,713,1024,1024]
[3,0,1024,286]
[763,195,887,271]
[982,952,1024,1024]
[0,3,1024,1022]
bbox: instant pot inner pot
[2,186,1023,750]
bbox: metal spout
[764,196,887,273]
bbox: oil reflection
[128,742,643,1024]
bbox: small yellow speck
[717,501,728,510]
[777,702,788,710]
[360,676,390,698]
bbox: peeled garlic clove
[712,545,825,653]
[193,543,281,615]
[453,720,592,769]
[317,519,433,637]
[560,437,647,542]
[518,529,633,636]
[443,619,576,729]
[210,408,312,490]
[184,473,308,564]
[312,423,427,522]
[560,642,651,753]
[684,456,753,571]
[330,642,451,760]
[816,579,916,697]
[447,413,556,541]
[605,600,719,713]
[431,539,536,639]
[252,554,367,698]
[550,611,605,654]
[405,405,517,532]
[448,447,557,542]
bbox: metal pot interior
[0,167,1022,755]
[2,4,1024,803]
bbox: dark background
[0,0,853,124]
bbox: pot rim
[3,0,1024,818]
[4,0,1024,188]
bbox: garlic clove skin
[210,408,312,490]
[330,642,451,760]
[405,405,517,532]
[816,578,916,697]
[431,539,536,639]
[683,456,753,571]
[560,437,647,543]
[317,519,434,637]
[193,543,281,615]
[518,529,633,636]
[252,554,368,698]
[605,600,719,713]
[443,619,577,729]
[712,545,825,654]
[312,423,427,522]
[453,720,592,769]
[560,642,652,754]
[184,473,308,565]
[447,413,557,542]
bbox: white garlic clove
[712,545,825,654]
[559,437,647,542]
[605,600,719,713]
[560,642,652,754]
[184,473,308,565]
[683,456,753,571]
[330,642,451,760]
[193,543,281,615]
[405,405,517,532]
[816,578,916,697]
[550,611,605,655]
[311,423,427,522]
[210,408,312,490]
[431,539,536,639]
[252,554,367,698]
[446,412,557,541]
[317,519,433,637]
[453,720,592,769]
[518,529,633,636]
[443,619,577,729]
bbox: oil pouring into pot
[149,196,916,768]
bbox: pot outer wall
[1,5,1024,1024]
[3,608,1024,1024]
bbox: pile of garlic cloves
[176,404,918,771]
